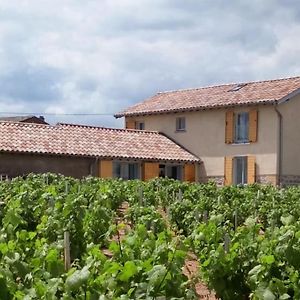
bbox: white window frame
[176,117,186,132]
[234,112,249,143]
[233,156,247,185]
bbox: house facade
[115,76,300,186]
[0,122,199,181]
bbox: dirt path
[102,201,130,257]
[158,207,218,300]
[183,253,217,299]
[104,202,218,299]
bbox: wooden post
[139,186,143,206]
[194,209,200,222]
[177,189,183,201]
[64,231,71,271]
[224,233,230,253]
[234,209,238,230]
[203,210,208,223]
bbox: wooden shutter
[224,156,233,186]
[249,109,258,142]
[125,119,135,129]
[143,162,159,180]
[225,111,234,144]
[247,156,256,184]
[99,160,113,178]
[184,164,195,182]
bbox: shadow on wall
[199,162,208,183]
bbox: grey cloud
[77,78,99,92]
[0,66,64,103]
[0,0,299,127]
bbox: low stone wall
[199,176,224,186]
[256,175,278,186]
[199,175,280,186]
[280,175,300,186]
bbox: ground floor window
[113,161,140,180]
[233,156,247,185]
[159,164,183,180]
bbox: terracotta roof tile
[115,76,300,117]
[0,122,199,162]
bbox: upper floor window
[135,121,145,130]
[234,112,249,143]
[225,110,258,144]
[176,117,186,131]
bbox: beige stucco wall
[126,105,279,181]
[278,94,300,178]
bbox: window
[228,83,247,92]
[0,174,9,181]
[234,112,249,143]
[233,157,247,185]
[158,164,183,180]
[176,117,186,131]
[113,162,140,180]
[135,121,145,130]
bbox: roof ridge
[56,122,160,134]
[157,75,300,94]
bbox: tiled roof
[115,76,300,117]
[0,122,199,162]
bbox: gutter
[274,104,282,186]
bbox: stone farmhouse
[1,76,300,185]
[115,76,300,186]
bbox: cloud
[0,66,63,103]
[0,0,299,126]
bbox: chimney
[39,116,45,121]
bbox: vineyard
[0,175,300,299]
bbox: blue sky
[0,0,299,127]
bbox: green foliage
[2,175,300,299]
[0,174,196,299]
[125,204,167,234]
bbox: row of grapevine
[0,174,196,299]
[126,179,300,299]
[1,174,300,299]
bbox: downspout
[274,105,282,186]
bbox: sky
[0,0,300,127]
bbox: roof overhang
[114,100,276,118]
[277,87,300,105]
[0,149,200,164]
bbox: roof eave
[277,87,300,105]
[115,101,276,118]
[0,149,200,164]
